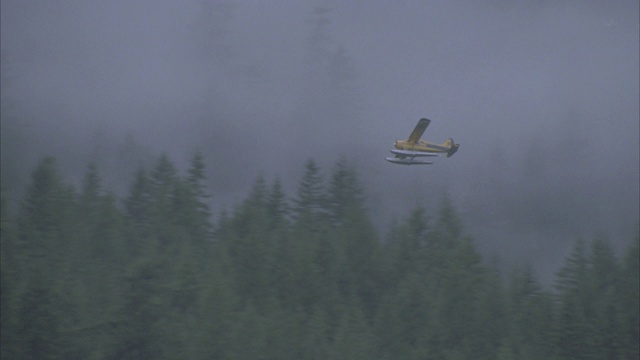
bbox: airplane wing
[407,118,431,144]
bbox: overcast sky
[2,0,638,281]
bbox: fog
[2,0,638,282]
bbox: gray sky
[2,0,638,281]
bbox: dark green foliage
[293,159,326,220]
[17,157,78,267]
[175,151,213,249]
[1,188,16,359]
[619,232,639,359]
[2,154,638,359]
[266,178,289,230]
[326,157,364,225]
[109,258,169,359]
[505,266,556,359]
[13,271,64,360]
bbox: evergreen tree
[326,157,363,225]
[229,303,269,360]
[293,159,326,220]
[13,271,64,360]
[423,199,488,358]
[587,237,621,359]
[79,163,126,263]
[467,267,507,360]
[618,233,639,359]
[430,236,484,357]
[148,153,181,248]
[429,195,464,254]
[124,165,155,256]
[124,154,188,257]
[17,157,77,265]
[374,272,430,359]
[386,206,429,281]
[161,240,203,359]
[195,251,240,360]
[73,164,127,357]
[125,166,151,224]
[1,189,17,359]
[12,158,86,358]
[505,266,556,359]
[298,306,331,360]
[109,258,168,360]
[5,152,640,360]
[266,177,289,230]
[182,150,213,244]
[288,160,329,313]
[186,150,210,205]
[555,239,594,360]
[330,306,375,360]
[555,239,588,295]
[287,222,325,314]
[325,159,381,316]
[80,163,101,207]
[223,176,277,310]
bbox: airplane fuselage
[395,138,459,158]
[395,139,451,154]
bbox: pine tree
[186,150,210,205]
[183,150,213,244]
[195,251,239,360]
[80,163,101,209]
[555,239,594,360]
[74,164,127,357]
[149,153,180,248]
[266,178,289,230]
[1,189,17,359]
[293,159,326,220]
[13,271,64,360]
[618,233,639,359]
[374,272,430,359]
[298,306,331,360]
[229,303,269,360]
[161,240,203,359]
[423,199,489,357]
[17,157,77,265]
[330,306,375,360]
[124,165,155,257]
[506,266,556,359]
[325,159,381,316]
[124,154,184,256]
[79,163,124,262]
[222,176,276,310]
[326,157,363,226]
[109,258,168,359]
[587,237,621,359]
[386,206,429,281]
[467,267,507,360]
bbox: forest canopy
[1,153,638,360]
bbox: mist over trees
[1,1,638,357]
[1,154,638,359]
[2,2,637,275]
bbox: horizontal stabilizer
[385,157,433,165]
[390,149,439,157]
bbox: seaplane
[385,118,459,165]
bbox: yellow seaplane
[385,118,459,165]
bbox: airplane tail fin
[445,138,459,157]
